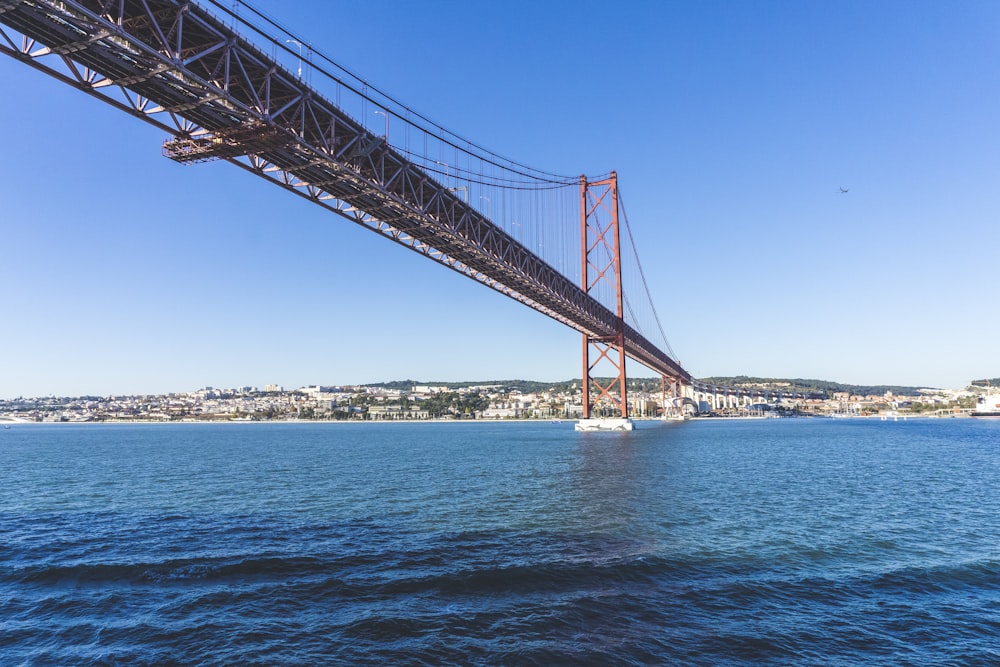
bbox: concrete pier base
[574,418,634,432]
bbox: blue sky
[2,0,999,397]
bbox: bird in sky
[839,187,849,194]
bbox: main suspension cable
[619,189,679,362]
[208,0,585,187]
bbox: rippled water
[2,419,999,665]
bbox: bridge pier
[576,172,633,432]
[660,376,688,420]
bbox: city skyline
[2,0,999,397]
[1,375,980,423]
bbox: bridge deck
[0,0,689,382]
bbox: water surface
[2,419,998,665]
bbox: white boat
[971,390,1000,417]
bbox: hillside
[364,376,947,397]
[693,376,931,396]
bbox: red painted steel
[0,0,694,390]
[580,173,628,419]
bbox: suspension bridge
[0,0,795,428]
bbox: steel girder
[0,0,691,383]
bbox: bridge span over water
[0,0,758,423]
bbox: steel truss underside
[0,0,690,383]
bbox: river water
[2,419,998,665]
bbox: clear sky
[2,0,999,398]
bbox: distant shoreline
[1,413,973,426]
[0,417,573,425]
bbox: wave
[6,516,1000,666]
